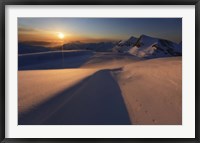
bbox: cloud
[18,26,39,33]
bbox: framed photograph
[0,0,199,142]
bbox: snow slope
[82,52,141,69]
[113,57,182,124]
[18,50,94,70]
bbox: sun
[58,32,65,39]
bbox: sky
[18,18,182,46]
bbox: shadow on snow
[19,69,131,125]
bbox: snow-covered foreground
[18,68,97,113]
[18,51,182,125]
[113,57,182,125]
[19,69,131,125]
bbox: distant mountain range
[18,35,182,59]
[18,43,56,54]
[63,41,115,52]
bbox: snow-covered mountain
[112,36,138,53]
[113,35,182,58]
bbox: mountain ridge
[113,34,182,58]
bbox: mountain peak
[140,34,155,39]
[127,36,138,43]
[128,36,137,40]
[118,36,137,46]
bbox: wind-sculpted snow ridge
[113,35,182,58]
[19,69,131,125]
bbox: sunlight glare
[58,32,65,39]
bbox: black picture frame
[0,0,199,142]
